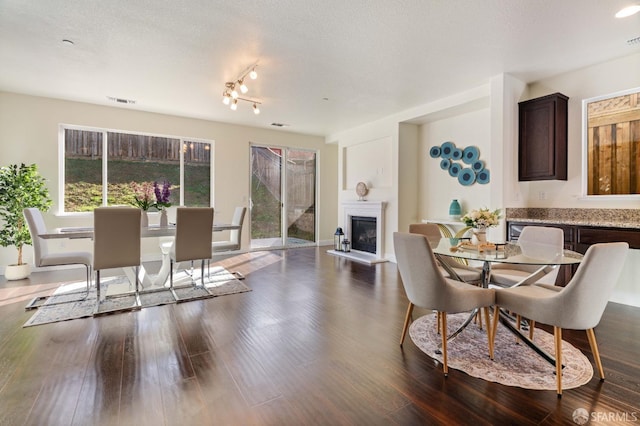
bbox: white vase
[141,210,149,228]
[4,263,30,280]
[160,209,168,227]
[472,230,486,245]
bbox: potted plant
[0,163,52,280]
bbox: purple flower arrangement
[153,181,171,210]
[132,181,171,210]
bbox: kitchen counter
[506,208,640,229]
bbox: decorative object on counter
[429,141,490,185]
[448,199,461,219]
[342,239,351,252]
[461,207,501,244]
[0,163,52,280]
[355,182,369,200]
[132,180,171,227]
[334,227,345,251]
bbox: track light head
[249,68,258,80]
[253,103,260,114]
[230,99,238,110]
[239,79,248,94]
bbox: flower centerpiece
[132,182,155,211]
[153,181,171,227]
[461,207,501,243]
[153,181,171,210]
[131,181,172,227]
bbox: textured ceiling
[1,0,638,136]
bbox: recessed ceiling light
[615,5,640,18]
[62,39,74,45]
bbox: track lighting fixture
[221,63,262,113]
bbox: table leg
[498,308,564,369]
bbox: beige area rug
[409,312,594,390]
[23,266,250,327]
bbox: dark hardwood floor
[0,246,638,425]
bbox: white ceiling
[1,0,639,136]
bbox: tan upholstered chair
[491,242,629,396]
[394,232,495,375]
[93,207,141,307]
[490,226,564,287]
[408,223,482,284]
[212,206,246,253]
[170,207,214,289]
[23,208,92,295]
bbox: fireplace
[329,200,387,264]
[351,216,377,254]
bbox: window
[60,125,213,213]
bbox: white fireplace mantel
[328,200,387,264]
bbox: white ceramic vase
[141,210,149,228]
[471,230,486,245]
[160,209,168,227]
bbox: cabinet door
[518,93,568,181]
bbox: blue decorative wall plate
[429,146,441,158]
[458,168,476,186]
[448,163,461,177]
[440,142,455,159]
[451,148,463,161]
[462,146,479,164]
[476,169,491,184]
[440,158,451,170]
[472,160,484,172]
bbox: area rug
[23,266,251,327]
[409,312,593,390]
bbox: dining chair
[93,207,141,309]
[170,207,214,290]
[490,226,564,287]
[408,223,482,284]
[23,208,92,297]
[394,232,495,375]
[491,242,629,396]
[212,206,246,253]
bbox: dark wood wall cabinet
[518,92,568,181]
[507,221,638,286]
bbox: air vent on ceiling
[270,122,290,127]
[627,36,640,45]
[107,96,136,104]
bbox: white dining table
[40,223,240,291]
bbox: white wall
[0,91,338,270]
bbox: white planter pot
[4,263,31,280]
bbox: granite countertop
[506,208,640,229]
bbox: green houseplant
[0,163,52,280]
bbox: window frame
[58,123,214,215]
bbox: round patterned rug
[409,312,594,390]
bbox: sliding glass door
[250,145,316,249]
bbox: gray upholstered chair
[93,207,141,308]
[212,206,246,253]
[170,207,214,289]
[23,208,92,295]
[394,232,495,375]
[490,226,564,287]
[491,242,629,396]
[409,223,482,284]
